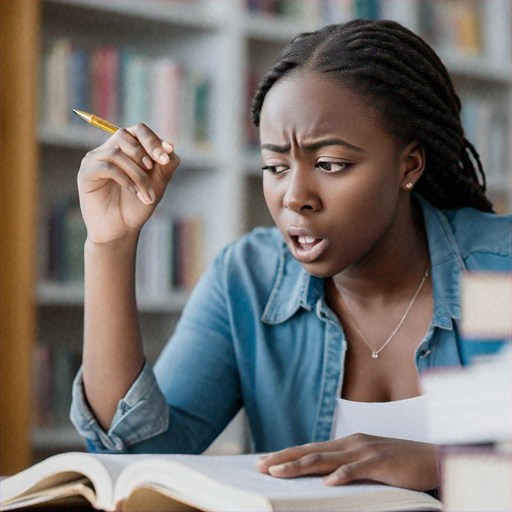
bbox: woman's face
[260,70,417,277]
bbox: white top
[331,396,431,442]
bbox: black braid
[251,19,494,213]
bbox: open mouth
[290,236,329,263]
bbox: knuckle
[107,146,122,159]
[134,146,149,160]
[133,122,149,132]
[99,160,116,174]
[134,170,149,184]
[339,463,355,480]
[115,127,131,140]
[302,453,322,466]
[351,432,370,444]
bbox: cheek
[262,177,281,215]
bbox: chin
[299,261,338,279]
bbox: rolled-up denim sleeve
[70,244,243,454]
[70,360,170,452]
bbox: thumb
[155,144,180,185]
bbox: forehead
[259,70,384,142]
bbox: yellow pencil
[72,109,120,134]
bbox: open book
[0,452,441,512]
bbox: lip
[286,225,329,263]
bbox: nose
[282,168,322,212]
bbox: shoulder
[441,207,511,270]
[442,207,511,255]
[215,226,287,286]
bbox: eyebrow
[261,137,364,154]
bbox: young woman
[71,20,511,492]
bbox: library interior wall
[1,0,510,470]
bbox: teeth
[298,236,318,244]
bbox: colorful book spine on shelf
[43,38,72,126]
[172,216,204,292]
[41,37,212,148]
[243,0,380,23]
[136,213,204,296]
[460,92,510,214]
[32,343,53,428]
[45,199,87,283]
[136,208,175,298]
[419,0,482,55]
[245,70,260,150]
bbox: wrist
[85,232,139,255]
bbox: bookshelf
[3,0,509,468]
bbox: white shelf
[50,0,221,32]
[441,54,512,84]
[37,281,189,313]
[32,425,86,450]
[39,125,220,170]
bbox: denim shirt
[71,196,512,454]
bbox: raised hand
[256,434,439,491]
[77,123,180,245]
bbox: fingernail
[323,474,338,486]
[269,464,287,475]
[154,150,170,165]
[137,190,150,206]
[148,187,155,203]
[162,141,174,153]
[143,156,153,170]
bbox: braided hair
[251,19,494,213]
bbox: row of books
[421,272,512,511]
[32,343,81,428]
[419,0,482,56]
[42,198,204,294]
[460,94,509,184]
[136,208,204,296]
[41,38,212,148]
[244,0,380,22]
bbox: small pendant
[372,352,379,359]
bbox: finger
[256,440,353,473]
[154,150,181,185]
[323,457,376,486]
[110,128,155,171]
[93,147,155,205]
[80,160,148,203]
[267,452,351,478]
[126,123,173,166]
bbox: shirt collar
[262,196,465,329]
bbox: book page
[115,454,441,512]
[0,452,137,510]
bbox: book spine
[32,343,53,427]
[69,44,91,124]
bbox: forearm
[82,236,145,431]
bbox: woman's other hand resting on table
[256,435,439,491]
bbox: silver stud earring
[404,182,413,190]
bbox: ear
[399,141,425,191]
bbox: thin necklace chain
[333,263,430,359]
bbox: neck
[331,199,429,302]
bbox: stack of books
[422,272,512,512]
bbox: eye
[316,161,350,173]
[262,165,288,175]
